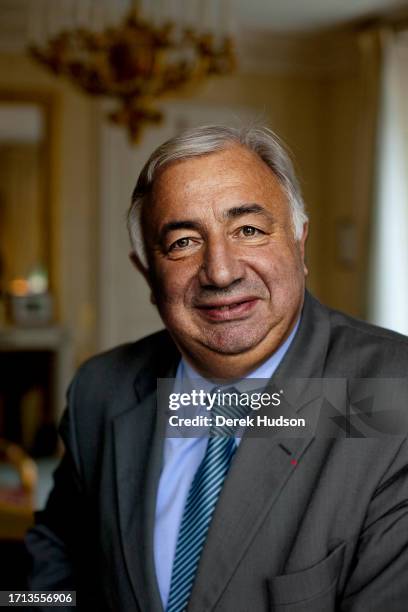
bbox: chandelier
[28,0,236,141]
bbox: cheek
[247,249,305,306]
[249,246,301,281]
[151,261,193,307]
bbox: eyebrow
[224,203,272,219]
[159,220,201,243]
[158,203,274,243]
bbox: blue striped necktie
[166,388,248,612]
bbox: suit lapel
[188,292,332,611]
[187,435,314,612]
[113,336,180,612]
[114,392,159,611]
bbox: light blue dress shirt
[154,320,300,608]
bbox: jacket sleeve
[340,437,408,611]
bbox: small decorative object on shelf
[7,268,53,327]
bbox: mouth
[195,297,260,322]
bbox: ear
[129,252,157,305]
[299,222,309,276]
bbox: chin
[198,325,269,356]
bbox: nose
[198,236,244,288]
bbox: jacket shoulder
[75,328,173,381]
[324,302,408,375]
[65,328,178,424]
[329,305,408,343]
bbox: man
[26,125,408,611]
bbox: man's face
[141,144,308,378]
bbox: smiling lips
[195,297,260,322]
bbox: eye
[169,237,192,251]
[165,234,202,257]
[239,225,263,237]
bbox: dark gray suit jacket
[26,291,408,611]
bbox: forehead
[149,144,289,222]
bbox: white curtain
[368,30,408,335]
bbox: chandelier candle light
[28,0,236,141]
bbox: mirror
[0,92,56,324]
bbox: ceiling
[234,0,408,31]
[0,0,407,56]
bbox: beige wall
[318,73,363,316]
[316,31,379,318]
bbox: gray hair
[127,124,308,266]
